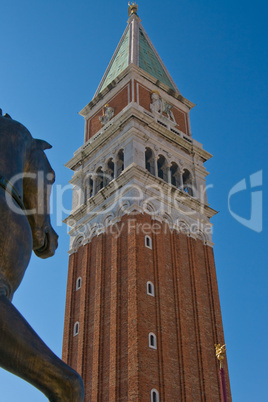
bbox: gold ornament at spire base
[215,344,226,368]
[128,2,138,16]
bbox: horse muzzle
[34,226,58,259]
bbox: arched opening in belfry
[157,154,168,183]
[95,167,104,193]
[106,158,115,185]
[84,175,94,201]
[88,176,94,198]
[182,169,193,196]
[170,162,180,187]
[117,149,124,177]
[145,147,155,175]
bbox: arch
[157,154,169,183]
[162,212,173,226]
[147,281,155,296]
[105,157,115,185]
[84,175,94,200]
[145,147,155,175]
[72,235,84,251]
[116,200,131,217]
[149,332,157,349]
[145,235,152,249]
[195,230,207,244]
[151,389,159,402]
[170,161,180,187]
[87,224,99,241]
[76,277,82,290]
[102,212,115,227]
[182,168,194,196]
[95,167,104,193]
[177,220,190,235]
[117,149,124,177]
[73,322,79,337]
[143,201,156,216]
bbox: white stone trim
[67,209,213,254]
[128,83,131,104]
[136,82,139,105]
[66,163,215,252]
[81,64,194,119]
[131,78,135,103]
[67,104,210,172]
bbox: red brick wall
[138,84,151,111]
[172,107,187,134]
[62,214,231,401]
[137,83,189,135]
[84,82,191,142]
[85,84,130,142]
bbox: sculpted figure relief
[150,91,162,114]
[150,90,176,123]
[99,104,114,126]
[0,111,84,401]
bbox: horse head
[0,113,84,401]
[23,138,58,259]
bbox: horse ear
[35,139,52,150]
[0,110,12,119]
[4,113,12,119]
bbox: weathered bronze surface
[0,111,84,401]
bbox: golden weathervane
[128,2,138,16]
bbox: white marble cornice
[66,105,212,171]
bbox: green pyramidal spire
[95,7,179,96]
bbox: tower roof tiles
[95,11,180,96]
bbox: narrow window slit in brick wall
[76,277,82,290]
[73,322,79,337]
[149,333,157,349]
[147,281,155,296]
[145,235,152,249]
[151,389,159,402]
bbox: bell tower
[62,4,231,401]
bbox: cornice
[65,163,217,229]
[66,105,212,171]
[80,64,195,118]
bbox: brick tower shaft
[62,5,231,401]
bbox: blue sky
[0,0,267,400]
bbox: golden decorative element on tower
[104,103,110,113]
[215,344,226,368]
[128,2,138,16]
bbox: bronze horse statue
[0,111,84,401]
